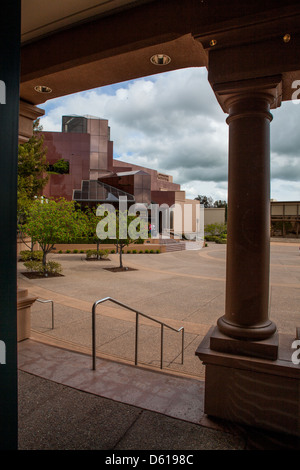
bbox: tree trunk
[42,251,47,271]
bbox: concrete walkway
[17,242,300,450]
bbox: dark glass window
[62,116,87,134]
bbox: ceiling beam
[20,0,300,105]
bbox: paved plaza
[17,240,300,450]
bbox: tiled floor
[18,339,300,450]
[18,339,206,425]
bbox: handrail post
[92,303,96,370]
[91,297,184,372]
[51,301,54,330]
[160,324,164,369]
[181,328,184,365]
[135,312,139,366]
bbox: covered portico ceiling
[20,0,300,107]
[21,0,155,44]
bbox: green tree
[114,210,143,269]
[213,199,227,208]
[18,119,49,210]
[96,206,148,268]
[204,222,227,237]
[194,195,214,208]
[17,117,49,245]
[84,206,105,259]
[17,119,50,251]
[51,158,69,174]
[23,198,87,272]
[214,199,228,222]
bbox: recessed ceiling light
[150,54,171,66]
[34,85,52,93]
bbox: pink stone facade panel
[42,132,90,201]
[42,117,180,204]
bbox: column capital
[212,75,283,114]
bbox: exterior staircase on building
[159,237,204,252]
[159,238,203,253]
[159,238,186,252]
[73,180,135,203]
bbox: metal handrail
[36,299,55,329]
[92,297,184,371]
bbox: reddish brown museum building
[42,114,181,208]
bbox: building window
[48,158,69,174]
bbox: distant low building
[204,207,226,226]
[271,201,300,238]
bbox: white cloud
[181,180,228,202]
[40,67,300,202]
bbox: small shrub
[35,251,43,260]
[86,249,109,259]
[20,250,43,261]
[156,249,160,254]
[215,237,227,244]
[20,250,30,261]
[73,249,78,253]
[99,249,109,259]
[127,250,131,254]
[139,250,143,253]
[205,223,227,238]
[86,249,96,259]
[80,250,84,253]
[66,249,71,253]
[132,249,137,254]
[145,249,149,253]
[23,260,62,275]
[46,260,63,274]
[58,250,63,254]
[150,249,154,253]
[23,260,42,272]
[111,249,115,254]
[204,235,218,242]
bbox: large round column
[217,90,277,341]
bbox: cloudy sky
[39,67,300,202]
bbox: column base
[211,324,278,360]
[196,327,300,437]
[17,288,37,342]
[217,315,277,341]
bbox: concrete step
[165,243,186,252]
